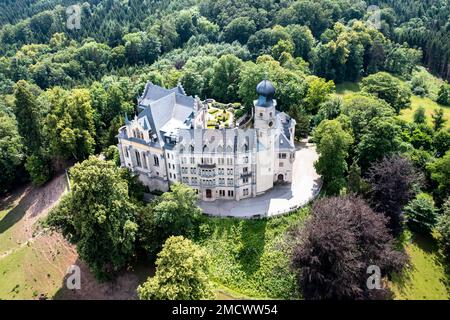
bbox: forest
[0,0,450,300]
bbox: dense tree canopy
[0,110,24,193]
[361,72,411,114]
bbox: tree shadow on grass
[392,231,450,297]
[53,258,155,300]
[0,186,34,234]
[236,218,267,276]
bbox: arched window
[217,145,223,153]
[203,145,209,153]
[179,145,184,154]
[226,145,233,153]
[243,144,249,152]
[190,145,194,153]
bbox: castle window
[203,145,209,153]
[190,145,194,153]
[135,151,142,167]
[243,188,249,196]
[142,153,148,169]
[154,155,159,167]
[259,112,263,117]
[228,190,234,197]
[243,177,249,184]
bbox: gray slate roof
[137,82,195,147]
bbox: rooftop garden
[206,101,245,129]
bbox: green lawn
[196,208,310,299]
[391,232,449,300]
[398,95,450,129]
[335,69,450,129]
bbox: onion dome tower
[254,79,277,130]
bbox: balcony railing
[240,172,252,179]
[200,172,216,178]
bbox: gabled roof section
[278,132,294,151]
[138,82,188,109]
[136,82,195,148]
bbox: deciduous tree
[361,72,411,114]
[138,236,213,300]
[313,119,353,195]
[47,157,138,279]
[291,196,406,300]
[367,154,422,235]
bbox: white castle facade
[117,79,296,201]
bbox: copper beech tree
[290,196,407,300]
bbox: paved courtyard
[198,140,321,218]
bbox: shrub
[404,193,438,235]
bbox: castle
[117,79,296,201]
